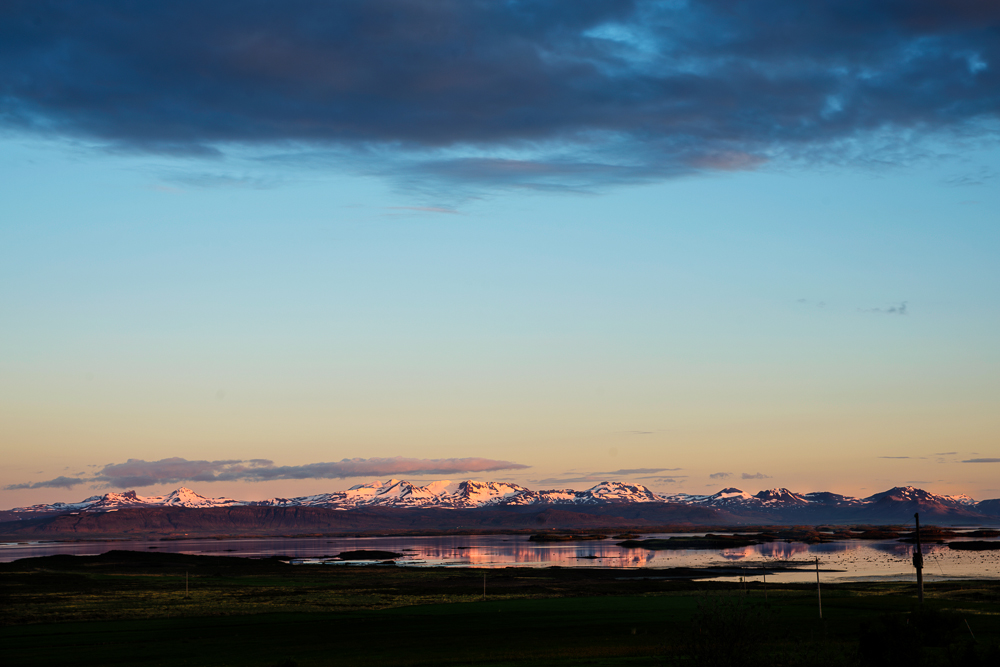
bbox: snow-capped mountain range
[8,480,997,518]
[11,488,246,514]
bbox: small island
[617,535,764,549]
[334,550,403,560]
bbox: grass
[2,551,999,666]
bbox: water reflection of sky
[2,535,998,583]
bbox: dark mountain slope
[0,503,729,538]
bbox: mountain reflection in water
[2,533,997,582]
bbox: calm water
[3,534,999,583]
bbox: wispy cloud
[796,298,827,308]
[709,472,733,479]
[963,458,1000,463]
[741,472,772,480]
[4,476,87,490]
[383,206,459,215]
[862,302,908,315]
[530,477,595,485]
[3,1,999,192]
[3,456,529,490]
[161,172,278,189]
[637,475,688,481]
[533,468,683,486]
[945,167,996,187]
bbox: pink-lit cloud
[4,456,529,489]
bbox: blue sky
[2,1,999,506]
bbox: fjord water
[3,533,999,582]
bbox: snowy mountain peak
[27,487,250,512]
[865,486,938,503]
[448,480,529,507]
[162,487,241,507]
[803,491,863,506]
[165,487,203,502]
[106,490,139,501]
[86,490,149,509]
[424,480,456,495]
[689,487,756,508]
[862,486,978,509]
[582,481,662,502]
[754,488,809,505]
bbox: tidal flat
[2,551,999,666]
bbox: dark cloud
[4,476,87,490]
[5,456,529,489]
[963,458,1000,463]
[2,1,998,191]
[709,472,733,479]
[741,472,772,480]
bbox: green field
[2,551,998,666]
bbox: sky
[2,1,999,508]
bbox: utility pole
[914,513,924,604]
[815,557,822,619]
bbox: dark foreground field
[2,551,998,666]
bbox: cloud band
[4,456,530,490]
[2,1,998,190]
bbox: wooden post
[185,571,189,598]
[914,513,924,604]
[763,569,767,601]
[483,573,486,600]
[815,557,822,619]
[965,618,976,642]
